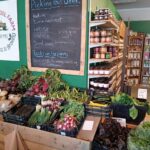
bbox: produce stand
[0,115,100,150]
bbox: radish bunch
[25,78,49,96]
[41,98,64,111]
[54,115,77,131]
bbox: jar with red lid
[94,27,100,37]
[101,37,106,43]
[101,30,107,37]
[90,37,94,43]
[94,15,99,20]
[107,31,112,36]
[94,10,99,20]
[90,29,94,38]
[94,37,99,43]
[106,37,112,43]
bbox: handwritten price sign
[138,88,147,99]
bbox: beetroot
[25,77,49,96]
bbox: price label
[82,120,94,131]
[138,88,147,99]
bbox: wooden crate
[0,115,100,150]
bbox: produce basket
[28,109,61,132]
[85,103,111,118]
[27,99,67,131]
[56,117,85,137]
[112,104,147,124]
[2,96,40,125]
[21,96,41,106]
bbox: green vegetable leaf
[129,105,138,120]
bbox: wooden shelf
[89,57,118,63]
[143,75,150,77]
[90,19,119,29]
[89,42,118,48]
[116,86,121,93]
[109,81,116,91]
[126,66,140,68]
[127,76,140,78]
[88,6,123,93]
[129,35,144,39]
[127,58,141,60]
[128,51,142,53]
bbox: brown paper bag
[4,129,28,150]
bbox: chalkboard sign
[26,0,86,75]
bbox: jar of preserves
[101,37,106,43]
[101,30,107,37]
[100,53,105,59]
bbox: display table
[0,116,100,150]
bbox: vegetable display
[128,121,150,150]
[111,93,148,120]
[60,101,85,122]
[28,98,64,126]
[111,93,146,106]
[0,66,35,94]
[93,118,129,150]
[1,66,88,137]
[53,101,85,136]
[54,115,77,133]
[25,77,49,96]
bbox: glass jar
[100,47,107,53]
[90,30,94,38]
[90,37,94,43]
[105,53,110,59]
[100,53,105,59]
[101,30,107,37]
[94,37,100,43]
[106,37,112,42]
[101,37,106,43]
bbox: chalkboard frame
[26,0,86,75]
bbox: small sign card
[112,117,126,127]
[138,88,147,99]
[82,120,94,131]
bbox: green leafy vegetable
[128,121,150,150]
[129,106,138,120]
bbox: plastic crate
[21,96,41,106]
[85,104,111,118]
[2,98,38,125]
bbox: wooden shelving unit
[141,34,150,85]
[125,32,145,86]
[88,2,125,94]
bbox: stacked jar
[100,30,112,43]
[90,27,100,43]
[89,77,110,91]
[89,63,113,75]
[107,46,117,57]
[92,46,117,59]
[94,8,113,21]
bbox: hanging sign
[0,0,19,61]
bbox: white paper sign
[82,120,94,131]
[112,117,126,127]
[0,0,19,61]
[138,88,147,99]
